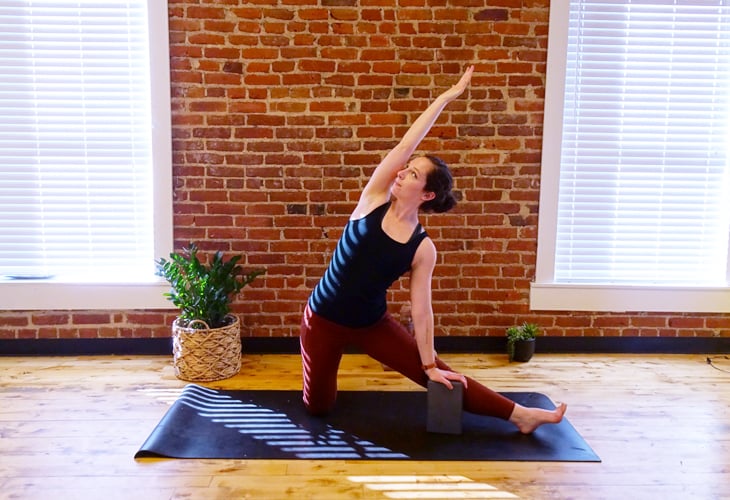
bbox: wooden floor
[1,352,729,500]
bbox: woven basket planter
[171,315,242,382]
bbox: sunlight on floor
[348,475,519,499]
[137,387,183,405]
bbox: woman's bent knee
[302,395,335,417]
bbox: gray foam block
[426,380,463,434]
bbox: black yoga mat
[135,384,599,462]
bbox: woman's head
[420,155,458,213]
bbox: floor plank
[1,353,729,499]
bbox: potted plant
[155,243,265,382]
[506,322,540,362]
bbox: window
[0,1,172,309]
[532,0,730,312]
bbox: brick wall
[1,0,728,341]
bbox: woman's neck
[388,197,420,225]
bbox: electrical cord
[705,355,730,373]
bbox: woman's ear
[421,191,436,201]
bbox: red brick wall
[1,0,728,341]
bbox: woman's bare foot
[508,402,567,434]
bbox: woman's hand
[425,366,468,390]
[439,65,474,103]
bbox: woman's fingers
[446,371,468,389]
[431,368,468,390]
[460,65,475,86]
[445,65,475,100]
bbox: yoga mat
[135,384,599,462]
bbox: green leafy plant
[155,243,265,329]
[506,322,540,361]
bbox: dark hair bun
[432,192,458,213]
[421,155,458,214]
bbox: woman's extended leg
[354,313,516,420]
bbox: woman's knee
[302,392,336,416]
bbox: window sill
[0,280,172,310]
[530,283,730,313]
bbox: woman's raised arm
[354,66,474,216]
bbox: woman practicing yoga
[300,66,566,434]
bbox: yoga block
[426,380,463,434]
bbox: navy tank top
[308,201,429,328]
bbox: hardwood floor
[1,352,728,499]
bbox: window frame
[0,1,173,310]
[531,0,730,313]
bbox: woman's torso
[308,201,428,328]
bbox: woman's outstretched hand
[440,65,474,102]
[426,367,468,390]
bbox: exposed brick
[475,9,509,21]
[668,317,705,329]
[31,314,70,326]
[0,316,30,327]
[71,313,113,325]
[5,1,720,343]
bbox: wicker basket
[171,315,242,382]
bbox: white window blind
[555,0,730,286]
[0,1,158,283]
[532,0,730,312]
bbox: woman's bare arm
[352,66,474,218]
[409,238,468,389]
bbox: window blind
[0,1,155,282]
[555,0,730,285]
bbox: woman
[300,66,566,434]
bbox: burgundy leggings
[299,304,515,420]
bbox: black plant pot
[512,339,535,362]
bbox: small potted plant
[155,243,265,381]
[506,322,540,362]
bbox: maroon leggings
[299,304,515,420]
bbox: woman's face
[392,156,435,203]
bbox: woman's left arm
[410,239,467,389]
[354,66,475,218]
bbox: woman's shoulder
[411,236,437,271]
[349,195,391,221]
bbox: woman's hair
[420,155,459,213]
